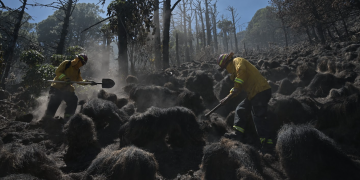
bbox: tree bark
[212,3,218,53]
[187,15,193,57]
[154,0,161,69]
[1,0,27,89]
[205,0,211,46]
[198,4,206,48]
[162,0,171,69]
[176,33,180,66]
[182,1,190,62]
[195,9,200,53]
[281,19,288,47]
[229,7,238,52]
[117,13,128,79]
[56,0,74,54]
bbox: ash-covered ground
[1,42,360,180]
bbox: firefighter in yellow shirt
[44,54,95,119]
[217,52,274,154]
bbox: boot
[224,131,245,142]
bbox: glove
[220,96,229,104]
[90,81,97,86]
[64,77,71,84]
[84,80,97,86]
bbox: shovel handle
[205,93,234,117]
[47,80,96,84]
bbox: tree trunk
[281,19,288,47]
[229,7,238,53]
[117,14,128,79]
[56,0,74,54]
[182,2,190,62]
[195,9,200,54]
[162,0,171,69]
[176,33,180,66]
[188,15,193,57]
[154,0,161,69]
[101,34,109,75]
[199,4,206,48]
[205,0,211,46]
[129,43,136,75]
[212,3,218,53]
[1,0,27,89]
[224,31,228,52]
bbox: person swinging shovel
[43,54,115,120]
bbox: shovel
[47,78,115,88]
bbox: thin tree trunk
[199,4,206,48]
[154,0,161,69]
[188,15,193,57]
[195,9,200,54]
[56,0,74,54]
[229,7,238,52]
[224,31,228,52]
[182,1,190,62]
[1,0,27,89]
[176,33,180,66]
[212,3,218,52]
[281,19,288,47]
[162,0,171,69]
[205,0,211,46]
[129,43,135,75]
[117,14,128,79]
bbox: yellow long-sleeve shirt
[226,57,271,100]
[51,60,83,92]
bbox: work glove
[64,77,71,84]
[84,80,97,86]
[90,81,97,86]
[220,95,230,104]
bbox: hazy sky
[3,0,269,30]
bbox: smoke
[31,91,49,120]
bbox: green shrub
[20,50,44,66]
[22,64,56,97]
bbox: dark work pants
[44,87,78,118]
[234,88,272,140]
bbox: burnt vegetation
[1,0,360,179]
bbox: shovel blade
[102,78,115,88]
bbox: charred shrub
[129,85,178,112]
[307,73,345,97]
[82,146,158,180]
[119,106,204,148]
[276,124,360,180]
[201,138,263,180]
[63,113,100,162]
[0,144,63,179]
[81,98,128,146]
[126,75,138,84]
[176,89,205,115]
[97,89,117,104]
[185,70,217,105]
